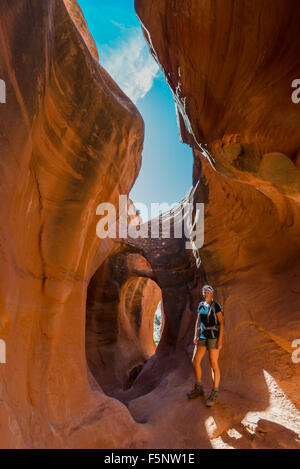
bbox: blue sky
[77,0,193,221]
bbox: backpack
[210,301,225,328]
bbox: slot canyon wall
[132,0,300,448]
[0,0,299,449]
[0,0,150,448]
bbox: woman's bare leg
[192,345,206,382]
[208,348,220,387]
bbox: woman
[186,284,224,406]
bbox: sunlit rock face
[134,0,300,448]
[135,0,300,199]
[0,0,146,448]
[0,0,299,450]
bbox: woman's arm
[194,314,200,344]
[216,312,224,350]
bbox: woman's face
[203,289,213,301]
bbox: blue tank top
[197,300,222,339]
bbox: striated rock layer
[0,0,300,449]
[130,0,300,448]
[0,0,150,448]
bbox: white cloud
[99,27,160,104]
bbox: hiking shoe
[186,383,204,399]
[205,389,220,407]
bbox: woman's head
[202,284,214,301]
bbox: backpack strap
[207,300,216,321]
[207,301,218,338]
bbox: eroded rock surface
[135,0,300,178]
[0,0,147,448]
[0,0,300,450]
[86,250,161,395]
[131,0,300,448]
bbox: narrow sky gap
[78,0,193,221]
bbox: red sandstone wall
[0,0,299,449]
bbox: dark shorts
[197,338,218,349]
